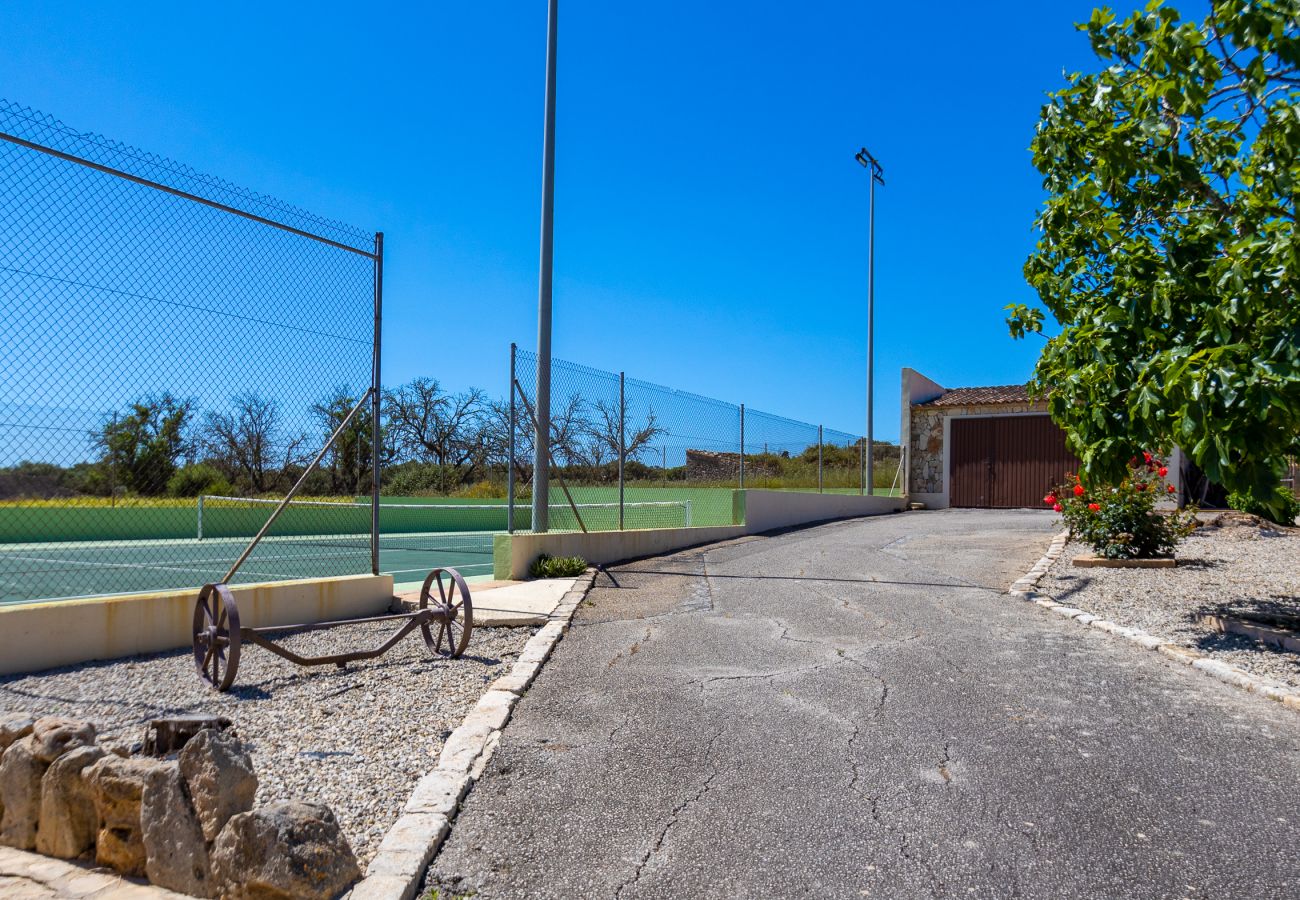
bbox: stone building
[900,368,1183,509]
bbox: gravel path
[1039,518,1300,690]
[0,622,534,865]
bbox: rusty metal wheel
[419,567,473,658]
[193,583,241,691]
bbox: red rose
[1135,483,1146,491]
[1158,466,1168,477]
[1073,484,1085,497]
[1167,484,1176,494]
[1088,502,1101,512]
[1053,503,1063,512]
[1143,452,1152,463]
[1043,494,1057,505]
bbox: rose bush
[1045,455,1197,560]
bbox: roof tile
[918,384,1034,407]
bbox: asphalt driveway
[426,509,1300,899]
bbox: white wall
[496,490,907,579]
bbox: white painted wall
[497,490,907,579]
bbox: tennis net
[196,495,693,541]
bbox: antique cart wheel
[419,567,474,658]
[193,583,241,691]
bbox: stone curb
[1008,530,1300,715]
[346,569,599,900]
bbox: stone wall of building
[908,401,1047,495]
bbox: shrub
[1045,454,1197,559]
[528,553,588,579]
[167,463,232,498]
[1227,487,1300,527]
[456,480,506,499]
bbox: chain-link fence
[507,345,901,532]
[0,101,382,604]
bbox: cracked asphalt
[426,509,1300,899]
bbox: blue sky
[0,1,1161,442]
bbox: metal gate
[949,415,1079,508]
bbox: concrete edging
[1009,529,1300,714]
[346,568,598,900]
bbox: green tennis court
[0,531,495,606]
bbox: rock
[86,754,168,877]
[0,736,44,849]
[28,717,96,764]
[0,713,35,753]
[35,744,105,859]
[179,727,257,843]
[142,763,216,898]
[211,801,361,900]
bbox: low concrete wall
[494,489,906,580]
[0,574,393,677]
[495,525,747,580]
[743,490,905,532]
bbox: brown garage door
[949,415,1079,508]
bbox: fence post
[859,438,865,495]
[618,371,625,530]
[370,232,384,577]
[508,343,516,534]
[818,425,823,493]
[739,404,746,489]
[108,412,117,507]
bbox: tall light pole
[532,0,558,532]
[855,147,884,496]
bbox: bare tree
[587,399,664,467]
[384,379,488,472]
[205,392,305,493]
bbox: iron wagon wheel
[419,567,474,658]
[193,583,241,692]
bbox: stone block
[142,762,215,898]
[461,691,516,733]
[437,723,493,775]
[403,771,470,817]
[35,744,105,859]
[211,801,361,900]
[87,754,169,877]
[0,714,35,754]
[28,718,96,765]
[178,727,257,843]
[366,812,447,877]
[0,736,44,850]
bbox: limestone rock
[178,727,257,843]
[87,754,168,877]
[0,736,44,849]
[29,717,96,764]
[0,713,35,753]
[35,744,105,859]
[211,801,361,900]
[142,762,216,898]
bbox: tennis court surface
[0,496,695,605]
[0,531,493,605]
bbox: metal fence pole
[818,425,823,493]
[507,342,516,534]
[369,233,384,576]
[859,438,865,495]
[532,0,559,534]
[739,403,746,489]
[618,371,625,530]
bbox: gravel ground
[0,621,533,865]
[1039,517,1300,690]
